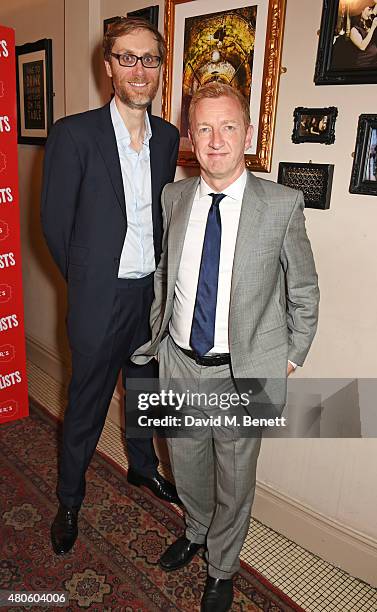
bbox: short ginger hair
[188,82,251,131]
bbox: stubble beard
[115,79,159,111]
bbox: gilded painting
[162,0,286,172]
[180,7,257,137]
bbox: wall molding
[253,482,377,587]
[26,334,122,421]
[26,333,69,384]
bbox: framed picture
[104,17,120,34]
[104,7,159,34]
[349,114,377,195]
[162,0,287,171]
[15,39,53,145]
[315,0,377,85]
[277,162,334,209]
[292,107,338,144]
[127,5,159,25]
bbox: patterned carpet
[0,403,305,611]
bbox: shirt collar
[199,169,247,201]
[110,96,152,146]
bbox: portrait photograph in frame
[15,39,53,145]
[292,107,338,144]
[162,0,287,171]
[278,162,334,209]
[349,114,377,195]
[315,0,377,85]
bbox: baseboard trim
[26,334,69,384]
[253,482,377,587]
[26,334,123,426]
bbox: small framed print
[103,17,120,34]
[349,114,377,196]
[292,107,338,144]
[127,6,159,25]
[278,162,334,210]
[15,39,53,145]
[104,6,159,34]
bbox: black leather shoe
[127,467,181,505]
[159,535,203,571]
[51,504,79,555]
[201,576,234,612]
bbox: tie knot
[209,193,226,207]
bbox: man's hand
[287,362,295,376]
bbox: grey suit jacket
[133,171,319,384]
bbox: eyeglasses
[110,52,161,68]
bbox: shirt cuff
[288,360,297,369]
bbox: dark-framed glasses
[110,52,161,68]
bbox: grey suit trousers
[160,336,261,579]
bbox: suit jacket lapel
[167,178,200,294]
[231,172,266,293]
[94,104,126,219]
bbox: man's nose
[133,59,146,74]
[209,128,224,149]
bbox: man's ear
[188,129,195,153]
[245,124,254,151]
[104,60,113,79]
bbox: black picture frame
[104,6,159,34]
[349,114,377,195]
[15,38,53,145]
[292,107,338,144]
[127,6,159,25]
[104,17,120,34]
[278,162,334,210]
[315,0,377,85]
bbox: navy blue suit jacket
[41,103,179,355]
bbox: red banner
[0,25,28,423]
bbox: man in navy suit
[41,17,180,555]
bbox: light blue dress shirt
[110,97,155,279]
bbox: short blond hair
[188,82,250,131]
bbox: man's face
[188,95,253,188]
[105,29,161,110]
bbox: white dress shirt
[169,171,246,354]
[110,97,155,278]
[169,170,297,369]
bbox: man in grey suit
[133,82,319,611]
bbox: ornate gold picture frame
[162,0,286,172]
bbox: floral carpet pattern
[0,404,305,611]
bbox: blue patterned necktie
[190,193,226,357]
